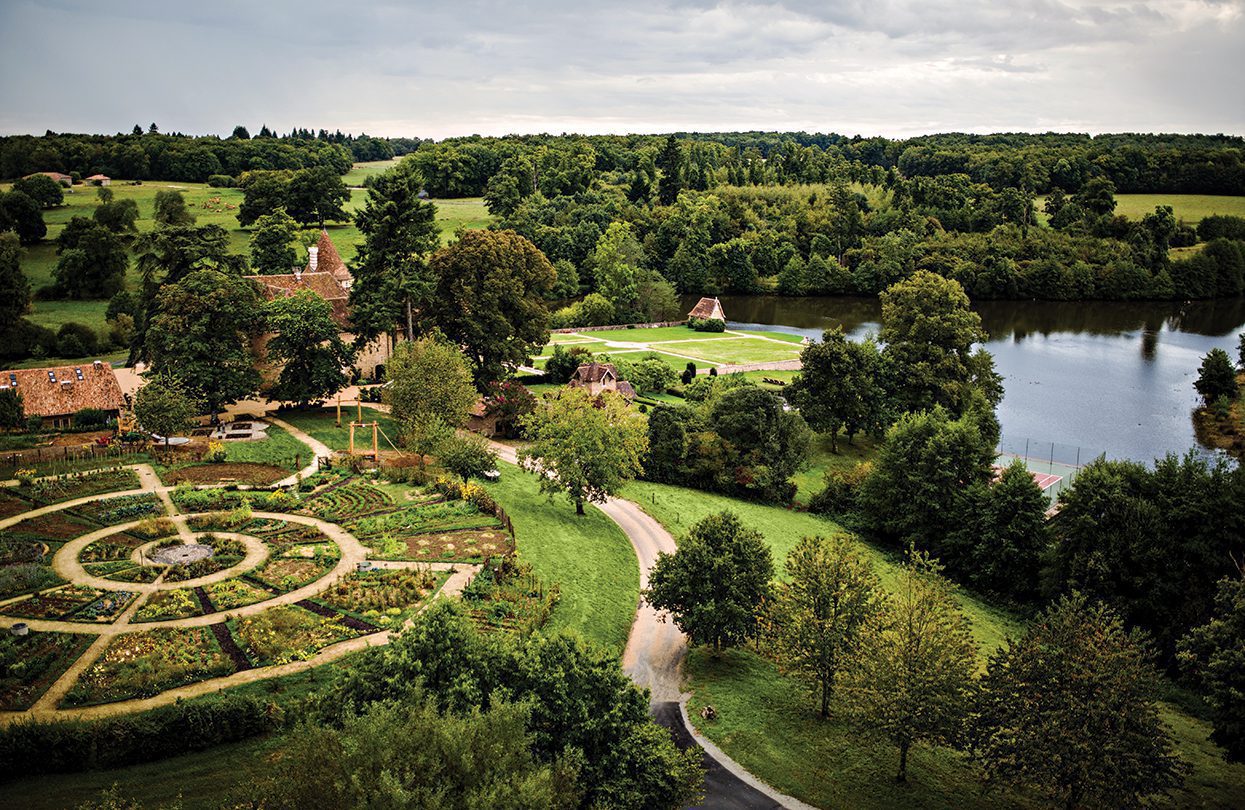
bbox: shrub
[206,174,237,188]
[55,322,98,357]
[689,316,726,332]
[437,433,498,480]
[206,440,227,463]
[72,408,110,429]
[809,463,872,515]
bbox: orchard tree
[972,594,1187,808]
[0,191,47,244]
[644,511,774,652]
[249,207,300,274]
[429,230,556,388]
[518,386,647,515]
[767,533,884,717]
[1194,347,1238,405]
[134,373,202,451]
[146,269,264,420]
[385,336,478,435]
[0,233,31,326]
[152,189,195,227]
[350,163,440,343]
[879,271,999,416]
[1179,575,1245,762]
[788,327,887,451]
[844,550,976,782]
[263,290,356,407]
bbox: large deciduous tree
[644,511,774,652]
[248,207,300,274]
[0,233,31,326]
[428,229,556,388]
[52,216,128,298]
[766,533,884,717]
[350,164,440,344]
[152,189,195,227]
[0,191,47,244]
[384,336,478,437]
[146,269,264,420]
[286,166,349,226]
[879,270,999,416]
[263,290,355,407]
[843,550,976,782]
[518,386,647,515]
[972,593,1187,808]
[12,174,64,209]
[788,327,888,451]
[134,372,202,450]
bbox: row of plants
[0,630,94,711]
[62,626,235,707]
[229,604,365,667]
[305,480,395,521]
[133,588,203,622]
[67,494,163,526]
[17,468,141,506]
[249,546,339,593]
[246,518,329,546]
[5,585,135,623]
[171,484,301,514]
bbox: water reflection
[689,295,1245,462]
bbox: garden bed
[20,468,141,505]
[133,589,204,622]
[162,536,247,583]
[376,527,512,563]
[62,626,234,706]
[0,489,32,518]
[172,486,301,515]
[231,604,365,666]
[461,559,559,636]
[67,494,163,526]
[346,501,500,545]
[0,630,95,711]
[0,561,64,601]
[305,481,395,521]
[204,578,271,611]
[315,567,448,628]
[246,519,329,546]
[161,462,290,486]
[251,551,337,592]
[5,511,96,541]
[6,585,134,622]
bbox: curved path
[488,440,813,809]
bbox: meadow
[539,325,804,370]
[1035,192,1245,225]
[3,170,492,355]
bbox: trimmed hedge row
[0,693,283,780]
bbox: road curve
[489,440,813,809]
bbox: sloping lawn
[484,461,638,655]
[275,408,404,454]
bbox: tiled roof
[0,362,125,418]
[688,297,724,320]
[246,272,351,327]
[23,171,73,182]
[308,230,350,284]
[572,362,618,383]
[615,381,637,401]
[86,174,110,180]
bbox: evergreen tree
[655,135,684,206]
[1194,347,1239,405]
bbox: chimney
[308,246,319,272]
[93,360,103,371]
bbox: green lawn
[587,325,705,343]
[790,432,880,505]
[736,329,806,344]
[651,337,800,365]
[221,424,308,470]
[483,460,638,655]
[432,197,493,241]
[342,159,401,186]
[274,407,404,454]
[620,480,1245,808]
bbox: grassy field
[1036,193,1245,225]
[484,460,638,655]
[6,170,492,352]
[274,407,404,453]
[342,158,401,186]
[620,480,1245,808]
[220,423,308,470]
[541,326,804,370]
[790,432,880,504]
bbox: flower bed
[205,578,271,611]
[128,517,176,541]
[6,585,107,620]
[172,486,300,515]
[378,527,513,563]
[69,494,163,526]
[74,590,138,622]
[346,501,498,543]
[252,551,337,592]
[316,568,446,627]
[63,627,234,706]
[0,536,47,566]
[247,519,329,546]
[306,481,394,521]
[0,630,95,711]
[24,469,141,505]
[231,604,363,666]
[162,536,247,583]
[133,589,204,622]
[0,562,64,600]
[105,565,162,584]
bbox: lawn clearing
[342,159,401,186]
[1035,193,1245,225]
[483,460,638,655]
[220,424,308,470]
[276,408,403,453]
[648,337,801,365]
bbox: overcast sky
[1,0,1242,139]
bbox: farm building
[246,230,393,386]
[567,362,636,402]
[22,171,73,187]
[688,296,725,322]
[0,361,125,428]
[466,400,499,437]
[86,174,111,186]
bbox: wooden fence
[1,443,148,472]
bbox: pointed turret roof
[308,229,350,285]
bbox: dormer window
[75,368,84,380]
[47,371,56,383]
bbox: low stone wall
[551,320,687,334]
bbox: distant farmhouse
[246,230,393,385]
[0,361,125,428]
[688,296,725,322]
[86,174,111,186]
[567,362,636,402]
[22,171,73,188]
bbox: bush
[206,174,237,188]
[437,433,499,480]
[55,322,98,357]
[689,316,726,332]
[809,463,872,515]
[0,693,283,780]
[0,318,57,362]
[72,408,110,429]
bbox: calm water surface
[703,295,1245,463]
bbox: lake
[701,295,1245,464]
